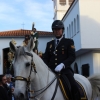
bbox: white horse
[9,38,100,100]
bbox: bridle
[14,52,59,100]
[14,52,36,80]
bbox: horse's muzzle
[14,92,28,100]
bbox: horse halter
[14,52,59,100]
[14,52,37,95]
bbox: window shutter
[59,0,66,5]
[82,64,89,77]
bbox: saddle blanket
[59,78,88,100]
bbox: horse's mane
[32,51,49,70]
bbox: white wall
[0,38,23,74]
[72,51,100,75]
[0,36,54,74]
[72,51,93,76]
[93,52,100,74]
[38,36,54,53]
[62,0,100,75]
[53,0,69,20]
[63,0,100,51]
[80,0,100,48]
[62,0,81,51]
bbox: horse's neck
[31,67,55,91]
[31,73,41,91]
[31,53,55,90]
[30,54,65,100]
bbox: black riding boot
[73,91,81,100]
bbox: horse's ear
[26,37,35,51]
[9,41,17,53]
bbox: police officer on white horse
[43,20,81,100]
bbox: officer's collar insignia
[71,45,75,49]
[50,44,52,48]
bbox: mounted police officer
[43,20,80,100]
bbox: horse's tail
[88,74,100,99]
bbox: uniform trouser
[65,71,79,98]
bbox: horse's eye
[26,62,30,67]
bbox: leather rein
[14,52,59,100]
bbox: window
[69,24,71,38]
[71,22,73,37]
[63,31,65,37]
[77,15,79,32]
[81,64,90,77]
[67,27,68,38]
[59,0,66,5]
[74,18,76,35]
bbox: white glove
[55,63,65,72]
[34,37,36,41]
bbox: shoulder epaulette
[65,38,71,40]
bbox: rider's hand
[55,63,65,72]
[34,37,36,41]
[11,87,14,93]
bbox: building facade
[52,0,74,20]
[52,0,100,76]
[0,29,54,74]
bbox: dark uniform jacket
[0,86,8,100]
[43,37,76,74]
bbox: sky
[0,0,54,32]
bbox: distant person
[31,23,39,54]
[6,74,14,100]
[23,35,30,46]
[0,74,8,100]
[6,74,14,91]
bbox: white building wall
[93,52,100,74]
[62,0,81,51]
[53,0,70,20]
[57,0,69,20]
[56,11,67,20]
[72,50,100,76]
[63,0,100,51]
[0,36,54,74]
[38,37,54,53]
[57,0,69,10]
[72,51,93,76]
[0,38,23,74]
[59,0,100,75]
[79,0,100,48]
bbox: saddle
[59,74,88,100]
